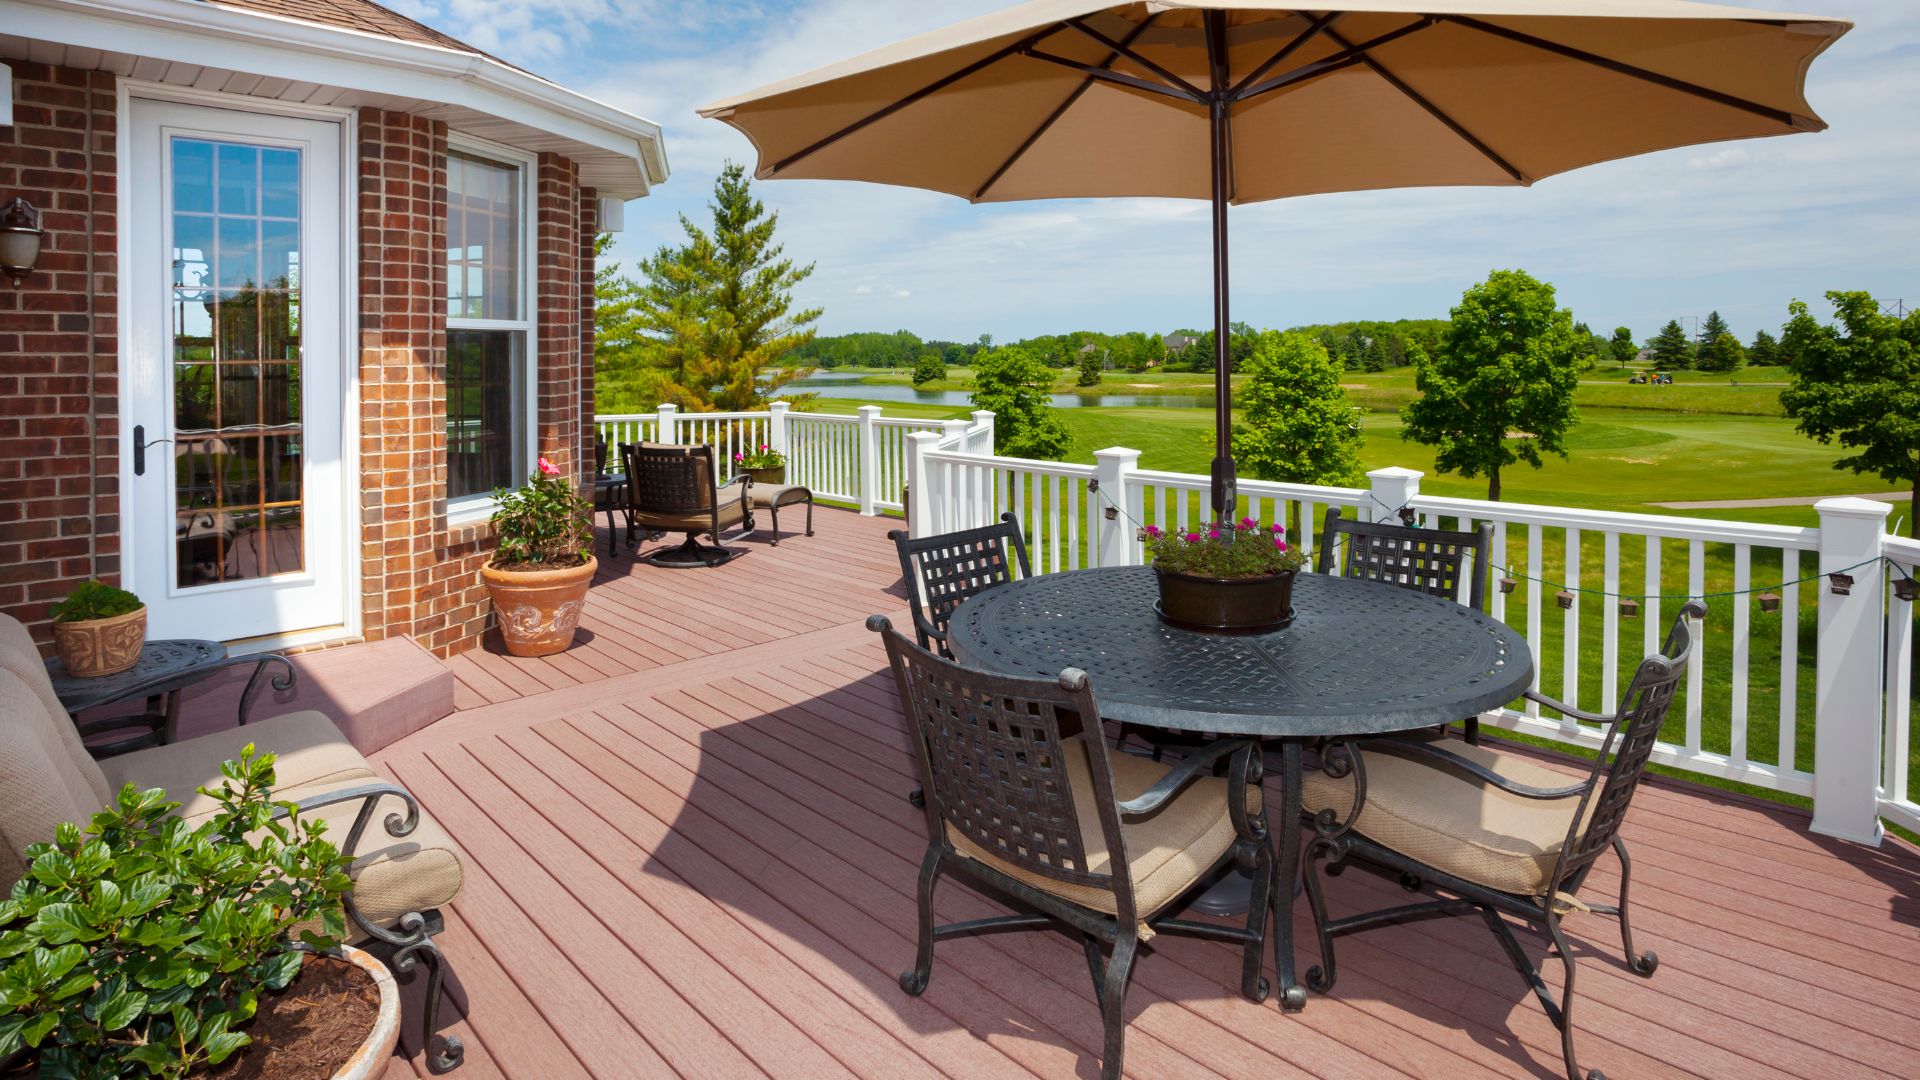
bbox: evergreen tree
[1231,331,1366,507]
[1698,310,1732,349]
[1609,326,1638,367]
[1696,331,1747,373]
[628,162,820,412]
[1076,344,1104,387]
[1779,292,1920,536]
[1748,329,1779,367]
[592,233,671,412]
[911,353,946,387]
[1647,320,1694,370]
[1401,270,1583,501]
[971,346,1070,459]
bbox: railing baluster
[1066,474,1080,571]
[1686,540,1706,755]
[1491,520,1509,622]
[1527,524,1543,716]
[1563,527,1581,726]
[1602,531,1620,712]
[1779,549,1799,772]
[1644,536,1662,663]
[1731,544,1752,765]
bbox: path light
[1556,590,1575,610]
[1619,598,1640,618]
[1828,573,1854,596]
[1757,592,1782,614]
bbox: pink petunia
[1208,528,1222,540]
[536,457,559,476]
[1184,532,1202,543]
[735,452,745,462]
[1145,525,1162,538]
[1270,522,1284,533]
[1239,517,1258,531]
[1274,538,1289,552]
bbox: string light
[1555,590,1575,610]
[1828,573,1854,596]
[1758,592,1782,614]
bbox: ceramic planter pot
[742,465,786,486]
[332,945,401,1080]
[482,556,597,657]
[1153,567,1295,634]
[52,606,147,677]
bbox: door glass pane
[170,136,304,588]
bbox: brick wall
[0,63,119,649]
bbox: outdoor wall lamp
[0,197,43,284]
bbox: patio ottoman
[750,482,814,545]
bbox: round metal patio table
[947,564,1534,1010]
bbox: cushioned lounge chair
[623,442,754,568]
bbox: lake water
[775,371,1211,409]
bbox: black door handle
[133,426,172,476]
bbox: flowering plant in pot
[1142,517,1305,632]
[0,745,401,1080]
[49,581,147,678]
[733,445,786,486]
[482,457,597,657]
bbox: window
[445,147,531,504]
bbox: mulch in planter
[209,954,380,1080]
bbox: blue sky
[397,0,1918,345]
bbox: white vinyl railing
[902,431,1918,847]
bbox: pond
[774,371,1212,409]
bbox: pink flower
[536,457,559,476]
[735,452,745,462]
[759,444,768,452]
[1274,537,1289,552]
[1184,532,1201,543]
[1239,517,1258,531]
[1208,528,1222,540]
[1270,522,1284,533]
[1144,525,1162,538]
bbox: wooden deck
[372,507,1920,1080]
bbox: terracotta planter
[332,945,401,1080]
[52,606,147,677]
[742,465,786,486]
[482,556,597,657]
[1154,567,1295,634]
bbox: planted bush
[0,746,353,1079]
[1142,518,1305,579]
[491,457,594,569]
[48,582,143,624]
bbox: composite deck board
[365,506,1920,1078]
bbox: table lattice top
[947,566,1533,738]
[46,639,227,713]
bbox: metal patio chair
[871,617,1273,1080]
[1316,507,1494,742]
[622,442,754,569]
[1298,602,1703,1080]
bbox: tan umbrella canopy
[699,0,1849,515]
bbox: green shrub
[48,582,142,624]
[491,457,594,568]
[1143,518,1306,578]
[0,745,353,1079]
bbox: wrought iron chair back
[624,442,719,515]
[888,512,1033,657]
[1314,508,1492,612]
[1550,602,1701,890]
[877,622,1136,917]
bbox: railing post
[1812,497,1892,846]
[768,401,790,456]
[857,405,881,516]
[656,402,678,444]
[1094,447,1141,568]
[906,431,937,539]
[1366,466,1423,524]
[971,409,996,453]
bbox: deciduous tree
[1401,270,1583,501]
[1231,332,1366,506]
[1696,331,1747,373]
[1779,292,1920,536]
[1609,326,1638,367]
[911,353,946,386]
[971,346,1070,460]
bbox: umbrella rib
[973,14,1162,202]
[1439,15,1810,130]
[1228,11,1342,98]
[1023,48,1202,104]
[1062,17,1205,100]
[1324,27,1526,185]
[767,23,1072,177]
[1235,17,1435,103]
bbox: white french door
[125,98,348,642]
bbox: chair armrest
[273,781,421,859]
[1366,737,1589,800]
[1119,738,1256,815]
[73,653,297,724]
[1522,690,1613,727]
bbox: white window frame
[445,132,538,523]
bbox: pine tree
[592,233,671,412]
[1648,320,1694,370]
[1748,329,1779,367]
[1076,344,1104,387]
[1698,310,1732,349]
[628,163,821,412]
[1696,332,1747,373]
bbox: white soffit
[4,0,668,198]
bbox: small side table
[594,472,630,555]
[45,640,296,759]
[750,483,815,546]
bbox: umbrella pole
[1206,14,1235,523]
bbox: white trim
[18,0,667,194]
[117,79,354,122]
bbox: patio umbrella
[698,1,1849,518]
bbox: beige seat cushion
[0,668,115,892]
[1301,740,1593,897]
[182,774,465,933]
[101,711,377,819]
[945,742,1249,930]
[632,488,750,533]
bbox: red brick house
[1,0,667,658]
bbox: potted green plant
[733,445,786,486]
[481,456,597,657]
[49,581,147,678]
[0,745,400,1079]
[1143,517,1304,633]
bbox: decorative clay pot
[332,945,401,1080]
[482,556,597,657]
[742,465,786,486]
[1153,567,1295,634]
[52,606,147,677]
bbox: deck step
[168,637,457,755]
